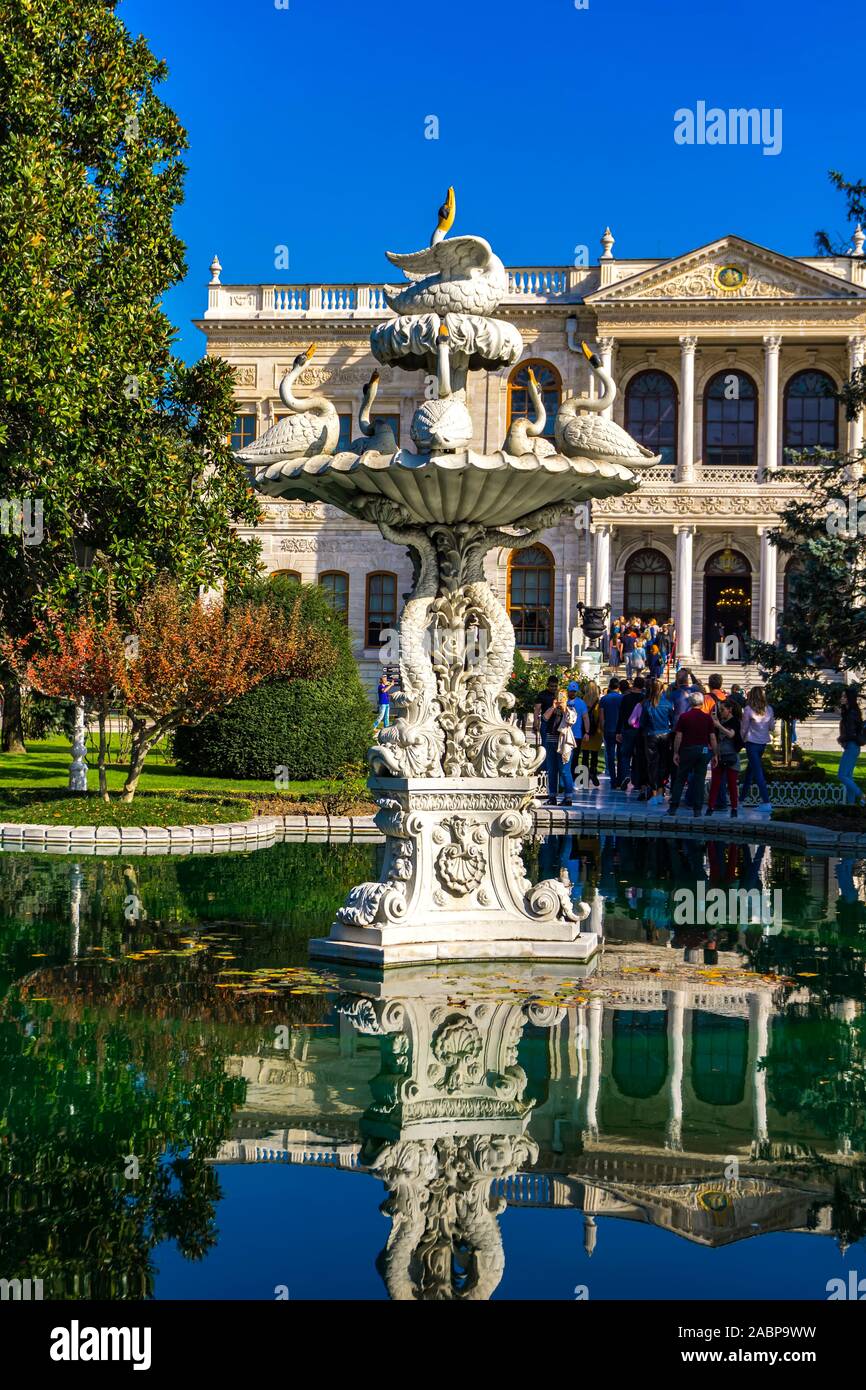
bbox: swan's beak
[581,340,602,368]
[437,187,456,234]
[438,324,450,340]
[369,369,380,385]
[304,343,317,360]
[528,368,538,389]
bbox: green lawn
[808,749,865,789]
[0,739,366,827]
[0,738,334,797]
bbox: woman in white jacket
[740,685,775,812]
[542,689,578,806]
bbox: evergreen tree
[0,0,262,751]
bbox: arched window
[366,572,397,647]
[783,369,838,458]
[508,545,554,649]
[625,371,678,468]
[507,360,561,443]
[624,548,672,620]
[703,370,758,468]
[270,568,301,583]
[320,570,349,620]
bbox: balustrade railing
[207,268,578,318]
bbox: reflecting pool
[1,835,864,1300]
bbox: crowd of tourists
[606,615,676,679]
[533,672,866,816]
[534,669,767,815]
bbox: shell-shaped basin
[248,446,639,527]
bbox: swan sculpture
[385,187,508,317]
[503,368,556,458]
[410,324,473,452]
[351,371,399,454]
[554,342,660,465]
[240,344,339,459]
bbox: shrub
[172,578,373,780]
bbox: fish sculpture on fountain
[240,190,655,968]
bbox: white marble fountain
[242,190,655,968]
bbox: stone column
[750,992,770,1150]
[759,527,778,642]
[666,990,686,1151]
[583,998,603,1140]
[673,525,695,662]
[678,336,697,481]
[761,335,782,478]
[848,336,865,460]
[592,525,612,611]
[598,338,615,420]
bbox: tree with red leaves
[4,582,336,802]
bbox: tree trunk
[98,709,110,802]
[1,677,27,753]
[120,721,157,802]
[781,719,792,767]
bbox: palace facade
[198,228,866,687]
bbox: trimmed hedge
[172,577,373,780]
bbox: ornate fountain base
[309,776,600,968]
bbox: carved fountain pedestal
[312,775,590,966]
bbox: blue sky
[119,0,866,361]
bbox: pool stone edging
[0,805,862,855]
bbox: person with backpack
[639,678,675,804]
[580,680,604,787]
[706,699,741,817]
[616,675,646,791]
[837,687,866,806]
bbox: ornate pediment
[587,237,866,304]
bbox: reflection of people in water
[834,857,866,928]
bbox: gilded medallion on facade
[713,263,748,292]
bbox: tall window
[624,548,671,620]
[703,370,758,468]
[625,371,678,468]
[338,414,353,451]
[366,572,397,647]
[507,360,561,442]
[783,370,838,458]
[231,414,256,450]
[320,570,349,620]
[508,545,554,649]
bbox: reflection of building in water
[213,969,864,1296]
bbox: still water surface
[1,835,863,1300]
